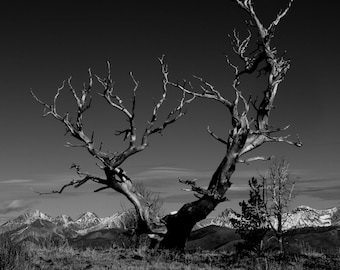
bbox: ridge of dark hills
[187,225,240,251]
[187,224,340,254]
[70,228,136,249]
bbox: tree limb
[266,134,302,147]
[238,156,273,164]
[268,0,294,34]
[168,77,232,109]
[139,55,195,149]
[207,126,228,145]
[179,178,227,202]
[33,175,108,195]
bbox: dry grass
[1,235,340,270]
[298,241,326,258]
[28,245,226,270]
[0,233,32,270]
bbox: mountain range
[0,209,129,244]
[1,205,340,248]
[197,205,340,230]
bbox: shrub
[0,233,31,270]
[121,182,164,231]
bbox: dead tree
[32,0,300,250]
[159,0,301,249]
[264,158,296,254]
[31,56,195,235]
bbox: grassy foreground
[1,235,340,269]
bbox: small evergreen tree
[231,177,269,255]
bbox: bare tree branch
[33,175,108,195]
[94,186,111,193]
[32,56,195,236]
[168,76,232,109]
[268,0,294,34]
[138,55,195,149]
[266,134,302,147]
[96,62,134,119]
[33,163,111,196]
[207,126,228,145]
[263,158,297,253]
[238,156,273,164]
[31,73,112,167]
[179,178,227,202]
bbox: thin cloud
[0,200,37,215]
[131,167,212,188]
[199,185,248,191]
[132,166,264,182]
[163,194,197,203]
[297,184,340,201]
[132,167,212,181]
[232,170,267,179]
[229,185,249,191]
[0,179,34,184]
[164,188,249,204]
[30,173,83,183]
[292,169,339,183]
[132,166,267,190]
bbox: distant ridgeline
[195,205,340,230]
[1,206,340,249]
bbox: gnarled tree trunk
[160,196,218,249]
[159,0,300,249]
[160,117,249,248]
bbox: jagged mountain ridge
[197,205,340,230]
[1,206,340,245]
[74,212,101,229]
[0,209,128,236]
[53,214,74,227]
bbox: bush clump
[0,233,31,270]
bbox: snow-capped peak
[281,206,339,229]
[197,206,340,231]
[293,205,338,215]
[53,214,74,227]
[73,212,129,234]
[16,209,52,224]
[0,209,53,233]
[75,212,100,228]
[0,209,130,236]
[209,208,240,228]
[99,212,127,228]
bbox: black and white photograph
[0,1,339,269]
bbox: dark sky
[1,1,340,223]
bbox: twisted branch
[33,164,108,195]
[179,178,227,202]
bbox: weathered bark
[160,196,218,249]
[160,121,249,249]
[102,168,153,233]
